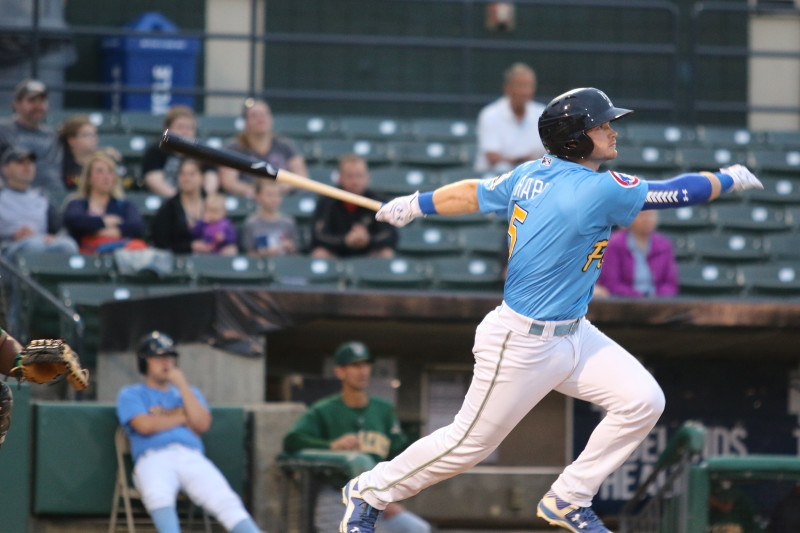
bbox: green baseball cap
[334,341,372,366]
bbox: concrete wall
[749,11,800,130]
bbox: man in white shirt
[474,63,546,173]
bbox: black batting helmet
[136,331,178,374]
[538,87,633,160]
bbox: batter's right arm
[376,179,480,227]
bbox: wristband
[715,171,734,193]
[418,191,438,215]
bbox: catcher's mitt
[12,339,89,390]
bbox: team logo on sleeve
[610,171,640,188]
[488,171,512,190]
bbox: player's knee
[641,386,666,422]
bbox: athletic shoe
[536,490,612,532]
[339,478,382,533]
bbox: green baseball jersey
[283,393,407,462]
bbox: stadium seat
[677,262,742,296]
[677,147,743,172]
[695,125,756,148]
[396,226,462,257]
[438,167,490,184]
[281,192,319,224]
[662,232,693,261]
[655,205,714,232]
[409,118,475,142]
[183,255,270,285]
[688,233,767,263]
[749,149,800,175]
[196,114,244,138]
[17,252,115,294]
[390,141,465,167]
[745,176,800,205]
[113,251,192,286]
[459,226,507,258]
[47,109,123,134]
[368,167,439,196]
[764,130,800,149]
[266,256,346,288]
[125,191,165,221]
[272,113,338,140]
[711,204,791,233]
[345,257,430,289]
[103,133,152,160]
[120,111,165,135]
[607,146,678,173]
[307,166,338,185]
[430,257,504,292]
[311,139,391,165]
[788,207,800,228]
[623,123,696,147]
[763,234,800,261]
[739,263,800,297]
[222,195,256,223]
[338,116,412,141]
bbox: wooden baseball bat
[159,130,383,211]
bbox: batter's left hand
[376,192,423,227]
[721,164,763,191]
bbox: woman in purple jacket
[596,210,678,297]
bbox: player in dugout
[339,87,764,533]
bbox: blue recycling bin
[101,12,200,113]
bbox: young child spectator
[116,331,261,533]
[219,98,308,198]
[140,105,218,197]
[190,194,238,255]
[310,153,396,259]
[595,210,678,298]
[241,180,299,257]
[0,146,78,259]
[0,79,63,198]
[62,151,145,254]
[151,158,208,254]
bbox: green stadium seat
[409,118,474,142]
[711,204,791,233]
[345,257,430,289]
[459,226,507,258]
[688,233,767,263]
[739,263,800,297]
[788,207,800,228]
[102,133,152,160]
[696,125,757,148]
[677,262,742,296]
[281,192,319,224]
[183,255,270,286]
[338,116,412,141]
[749,149,800,175]
[390,141,465,167]
[763,234,800,261]
[273,113,338,140]
[46,109,123,134]
[307,166,338,185]
[223,195,256,223]
[607,146,678,173]
[17,252,115,294]
[196,114,244,138]
[662,232,692,261]
[745,176,800,205]
[368,167,439,196]
[623,123,696,147]
[430,257,504,291]
[396,226,462,257]
[311,139,391,165]
[120,111,165,135]
[266,256,345,288]
[677,147,744,172]
[438,167,489,184]
[424,211,498,227]
[764,130,800,149]
[656,205,714,232]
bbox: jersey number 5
[507,204,528,259]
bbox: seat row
[667,232,800,264]
[678,261,800,298]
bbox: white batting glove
[721,164,763,192]
[375,191,423,227]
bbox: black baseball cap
[15,79,48,100]
[334,341,372,366]
[1,146,36,166]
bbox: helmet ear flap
[567,132,594,159]
[137,354,148,374]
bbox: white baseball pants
[357,302,665,509]
[133,444,252,530]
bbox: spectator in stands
[283,341,431,533]
[141,105,218,197]
[310,153,396,259]
[241,179,299,257]
[0,146,78,260]
[595,210,678,298]
[218,98,308,198]
[116,331,261,533]
[0,79,63,198]
[474,63,546,173]
[768,483,800,533]
[189,193,238,255]
[59,115,133,191]
[62,151,146,254]
[151,158,209,254]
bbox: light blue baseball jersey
[117,382,208,462]
[477,156,648,321]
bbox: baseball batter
[340,87,763,533]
